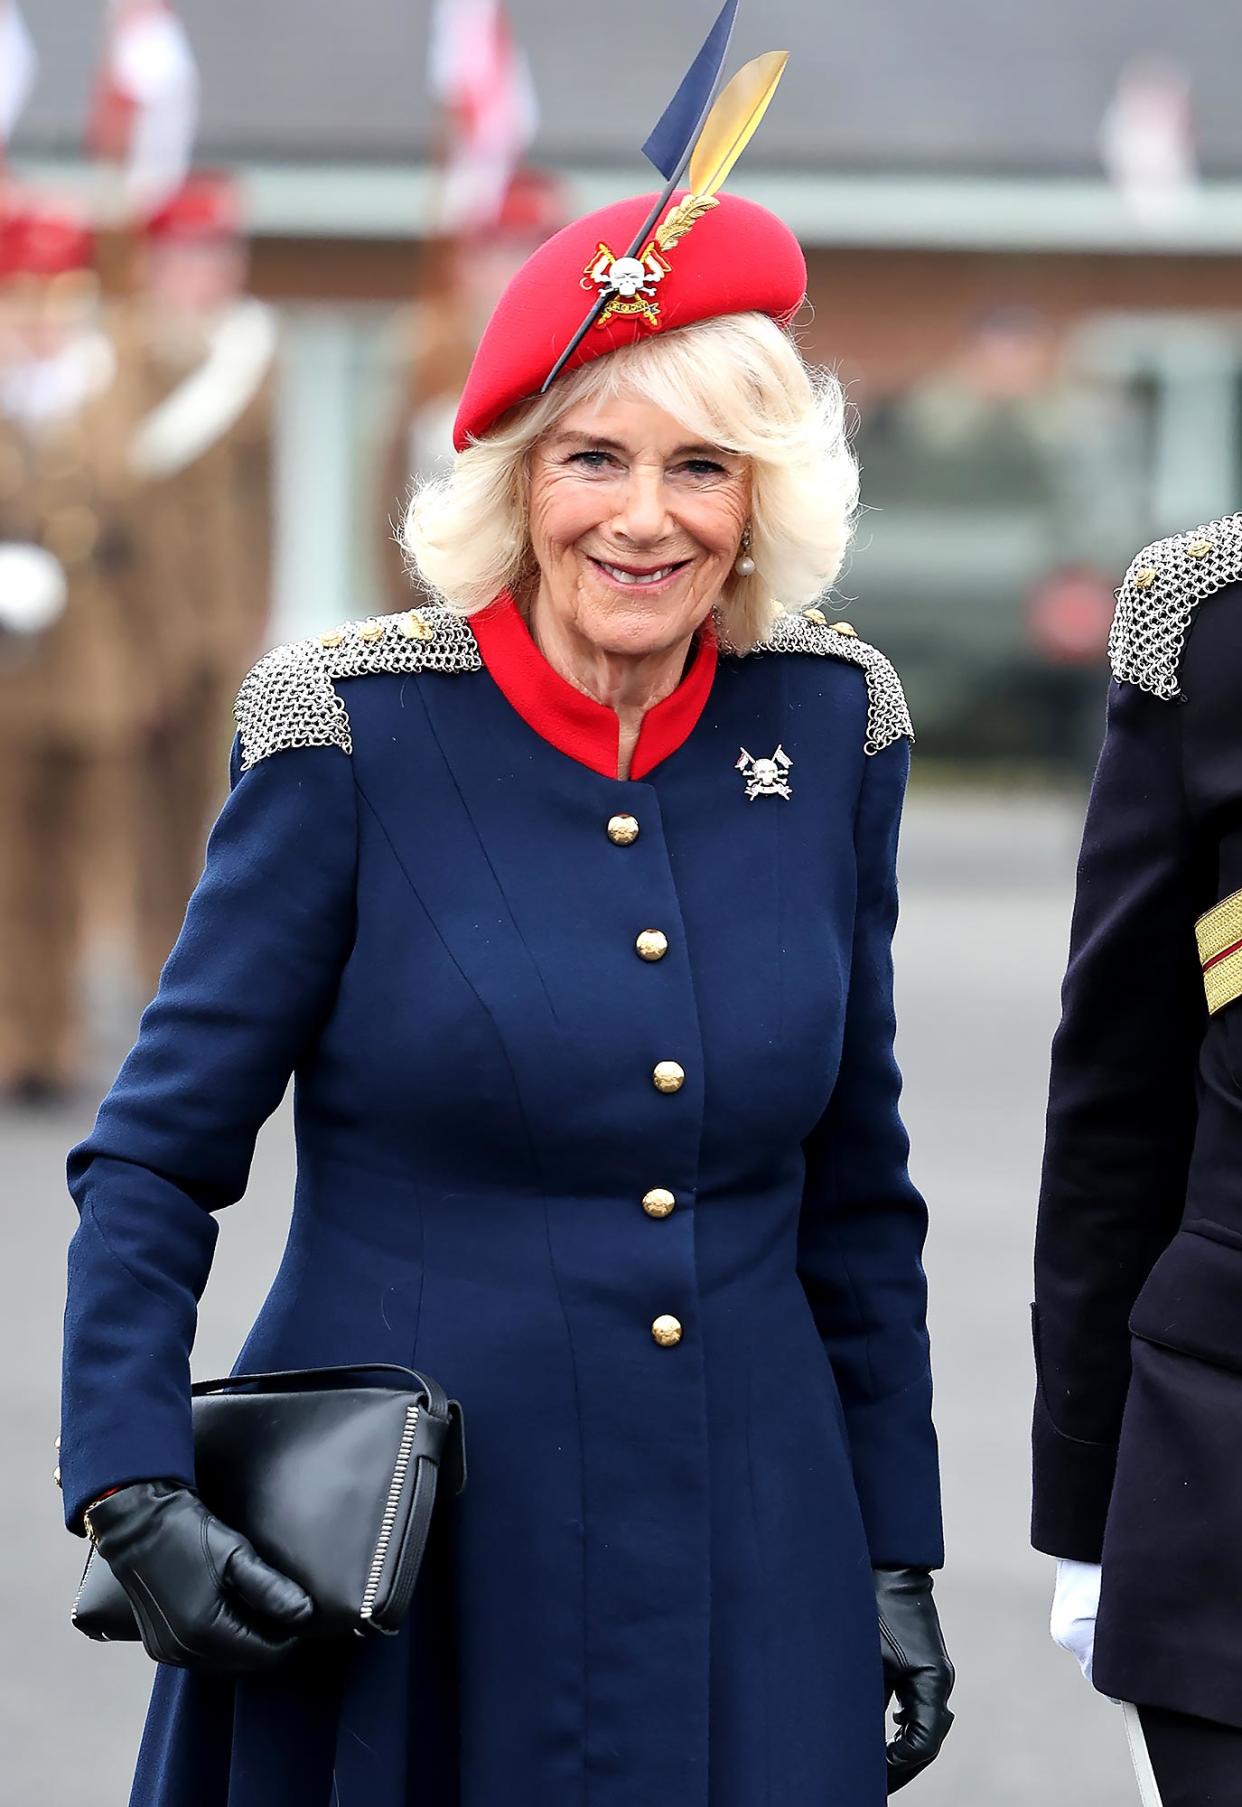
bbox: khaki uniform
[0,334,154,1089]
[120,299,276,984]
[378,296,475,616]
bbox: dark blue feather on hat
[641,0,740,180]
[541,0,740,392]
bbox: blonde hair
[403,311,858,652]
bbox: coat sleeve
[796,736,942,1569]
[59,738,358,1532]
[1031,677,1203,1562]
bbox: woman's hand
[85,1480,314,1672]
[874,1567,955,1793]
[1049,1557,1102,1682]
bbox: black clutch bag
[72,1363,465,1644]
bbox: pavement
[1,786,1142,1806]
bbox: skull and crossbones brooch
[735,745,793,801]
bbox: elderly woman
[59,190,953,1807]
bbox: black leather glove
[85,1480,314,1673]
[874,1566,955,1793]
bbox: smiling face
[525,392,751,661]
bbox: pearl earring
[735,525,755,578]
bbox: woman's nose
[613,468,672,544]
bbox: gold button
[607,813,639,846]
[1134,567,1158,590]
[653,1060,685,1093]
[652,1314,683,1347]
[358,620,384,642]
[829,620,858,637]
[635,929,668,962]
[642,1187,676,1218]
[318,628,344,649]
[399,608,434,640]
[803,606,828,626]
[52,1465,61,1488]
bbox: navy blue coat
[62,596,941,1807]
[1033,521,1242,1726]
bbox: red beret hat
[5,199,94,281]
[494,165,570,239]
[453,188,806,450]
[144,171,243,244]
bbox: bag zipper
[358,1404,420,1624]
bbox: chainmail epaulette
[234,605,482,770]
[743,605,913,755]
[1110,514,1242,699]
[236,599,911,770]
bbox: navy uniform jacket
[1033,517,1242,1726]
[61,592,941,1807]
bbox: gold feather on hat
[654,51,790,252]
[654,193,718,250]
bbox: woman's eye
[568,450,616,470]
[679,459,726,478]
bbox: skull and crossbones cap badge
[452,4,806,450]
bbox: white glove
[0,544,67,635]
[1050,1557,1102,1682]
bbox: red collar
[471,591,718,781]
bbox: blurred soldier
[377,166,564,614]
[122,172,277,985]
[0,198,149,1103]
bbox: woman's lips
[588,555,691,593]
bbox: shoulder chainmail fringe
[235,600,912,770]
[1110,513,1242,700]
[235,605,481,770]
[737,606,913,755]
